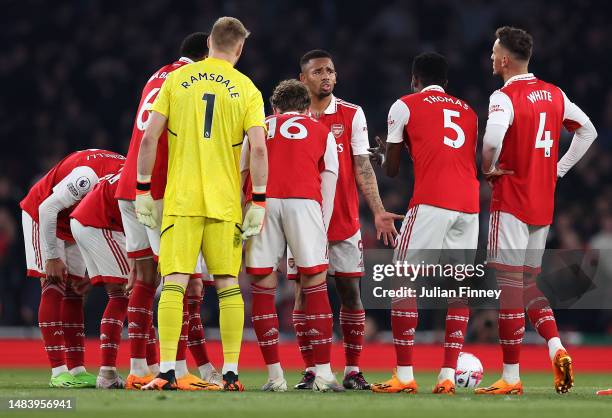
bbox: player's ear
[299,72,306,82]
[207,36,211,50]
[235,41,244,60]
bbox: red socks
[340,308,365,368]
[187,294,210,367]
[100,288,128,367]
[146,326,159,367]
[524,273,559,341]
[39,281,66,368]
[497,272,525,364]
[293,310,315,368]
[391,297,418,366]
[303,282,333,365]
[62,282,85,370]
[127,281,156,360]
[442,306,470,369]
[251,283,279,365]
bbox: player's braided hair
[270,79,311,113]
[495,26,533,61]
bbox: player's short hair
[300,49,333,70]
[210,17,250,52]
[495,26,533,61]
[180,32,208,60]
[270,79,311,113]
[412,52,448,88]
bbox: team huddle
[21,17,597,395]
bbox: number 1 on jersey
[202,93,215,139]
[535,112,553,157]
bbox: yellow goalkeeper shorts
[159,215,242,278]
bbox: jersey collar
[504,73,535,86]
[178,56,194,64]
[421,85,445,93]
[323,95,338,114]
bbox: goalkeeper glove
[135,176,159,229]
[242,193,266,240]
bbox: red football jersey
[20,150,125,241]
[115,58,192,201]
[387,85,479,213]
[71,172,123,232]
[311,96,369,241]
[488,74,582,225]
[242,113,337,203]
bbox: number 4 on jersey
[535,112,553,157]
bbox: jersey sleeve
[386,100,410,144]
[51,166,100,206]
[486,90,514,128]
[323,132,340,175]
[350,107,370,155]
[561,90,590,132]
[243,87,266,132]
[239,135,251,173]
[151,73,172,118]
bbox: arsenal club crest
[331,123,344,138]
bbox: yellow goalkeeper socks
[217,285,244,372]
[158,282,185,372]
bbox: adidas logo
[128,322,139,329]
[191,325,203,331]
[263,327,278,337]
[183,320,189,326]
[76,332,86,337]
[350,330,365,336]
[514,327,525,335]
[306,328,321,336]
[403,328,415,336]
[449,330,463,338]
[100,333,108,340]
[53,331,64,336]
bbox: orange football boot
[141,377,177,391]
[177,373,221,391]
[475,379,523,395]
[371,370,418,393]
[552,349,574,394]
[432,379,455,394]
[125,374,154,390]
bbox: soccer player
[243,79,340,391]
[290,49,403,390]
[115,32,221,389]
[369,53,479,395]
[476,27,597,395]
[137,17,268,391]
[20,149,125,387]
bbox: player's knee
[105,282,126,296]
[135,257,158,285]
[335,279,363,310]
[186,277,203,297]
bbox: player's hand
[135,190,159,229]
[242,201,266,240]
[483,166,514,187]
[45,258,67,283]
[368,136,386,166]
[374,211,405,246]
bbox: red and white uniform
[242,113,339,275]
[115,57,193,259]
[387,85,479,264]
[287,96,369,278]
[70,172,129,285]
[20,149,125,279]
[485,73,593,272]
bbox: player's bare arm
[481,122,514,183]
[242,125,268,239]
[383,141,402,178]
[354,154,403,245]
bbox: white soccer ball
[455,352,484,388]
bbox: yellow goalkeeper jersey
[151,57,265,222]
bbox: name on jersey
[526,89,552,104]
[85,153,125,161]
[180,72,239,98]
[423,95,468,109]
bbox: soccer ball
[455,352,484,388]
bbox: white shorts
[287,229,364,279]
[70,219,130,286]
[487,211,549,274]
[246,198,328,276]
[394,204,479,264]
[118,199,161,259]
[22,211,86,280]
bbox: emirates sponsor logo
[331,123,344,138]
[263,327,279,337]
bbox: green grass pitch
[0,370,610,418]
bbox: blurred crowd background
[1,0,611,344]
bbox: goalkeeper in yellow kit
[135,17,268,391]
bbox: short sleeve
[243,87,266,132]
[561,90,590,132]
[52,166,100,207]
[239,135,250,173]
[350,107,370,155]
[151,73,172,118]
[487,91,513,129]
[386,100,410,144]
[323,132,339,175]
